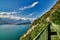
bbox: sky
[0,0,57,21]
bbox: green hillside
[20,0,60,40]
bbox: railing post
[48,23,51,40]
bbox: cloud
[0,15,20,20]
[0,12,17,15]
[0,12,32,20]
[20,17,36,21]
[0,15,10,18]
[19,2,39,10]
[0,14,35,22]
[27,18,36,21]
[0,12,36,21]
[0,12,20,20]
[26,13,34,17]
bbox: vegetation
[50,8,60,25]
[20,0,60,40]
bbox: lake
[0,25,30,40]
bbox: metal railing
[33,23,57,40]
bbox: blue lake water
[0,25,30,40]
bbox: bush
[50,8,60,25]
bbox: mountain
[0,18,17,24]
[0,18,9,24]
[0,18,31,25]
[16,19,31,25]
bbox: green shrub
[50,8,60,25]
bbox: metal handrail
[33,23,51,40]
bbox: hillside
[20,0,60,40]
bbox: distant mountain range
[0,18,31,25]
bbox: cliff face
[20,0,60,40]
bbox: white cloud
[0,14,35,22]
[0,15,20,20]
[30,2,39,7]
[20,17,27,20]
[10,15,20,20]
[27,18,36,21]
[26,13,34,17]
[0,12,20,20]
[0,15,10,18]
[0,12,17,15]
[19,2,39,10]
[0,12,31,20]
[11,12,17,14]
[0,12,36,21]
[20,17,36,21]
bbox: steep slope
[20,0,60,40]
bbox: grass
[51,35,60,40]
